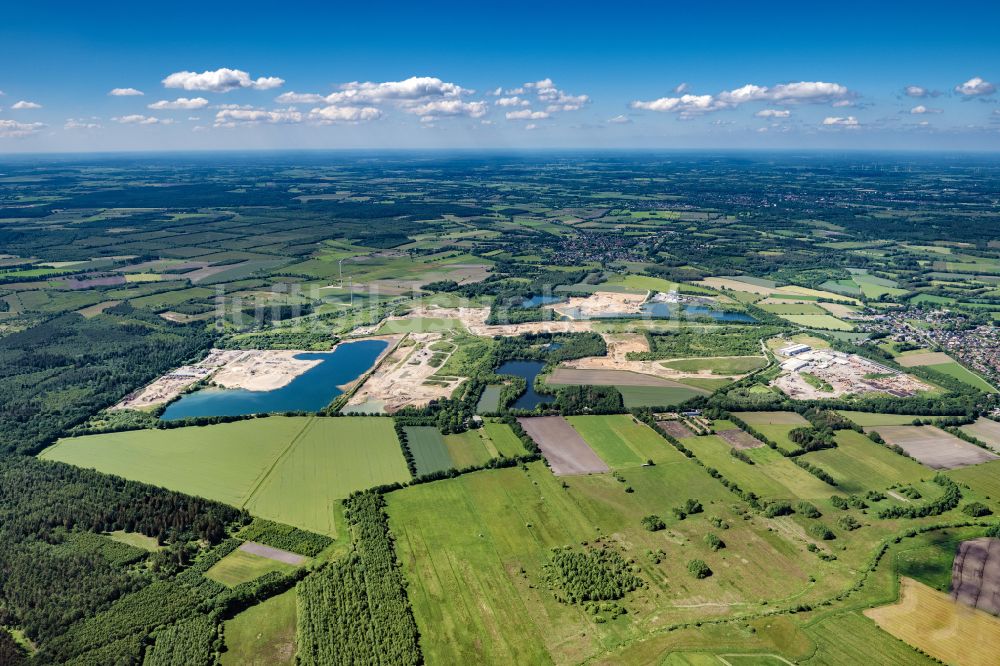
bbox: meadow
[206,548,298,587]
[221,589,297,666]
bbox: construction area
[772,345,932,399]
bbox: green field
[206,548,298,587]
[947,460,1000,500]
[925,361,997,393]
[683,434,831,500]
[42,416,409,534]
[660,356,767,374]
[443,429,495,468]
[567,414,663,467]
[835,411,925,427]
[376,317,464,334]
[222,589,297,666]
[476,385,503,413]
[801,430,928,494]
[616,385,704,408]
[386,456,818,665]
[482,421,529,457]
[406,426,454,476]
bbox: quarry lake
[496,360,552,411]
[558,302,755,322]
[161,339,388,420]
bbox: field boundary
[240,416,315,507]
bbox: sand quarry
[344,332,465,413]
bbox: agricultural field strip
[239,541,306,566]
[516,416,608,475]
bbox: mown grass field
[835,411,925,427]
[482,420,528,457]
[42,416,409,535]
[443,429,495,468]
[376,317,465,334]
[615,385,704,408]
[222,588,297,666]
[925,360,997,393]
[660,356,767,374]
[206,548,298,587]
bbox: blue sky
[1,0,999,152]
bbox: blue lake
[558,302,755,322]
[521,294,564,308]
[496,360,552,411]
[161,339,389,420]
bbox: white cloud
[162,68,284,93]
[505,109,550,120]
[308,106,383,123]
[0,119,46,138]
[148,97,209,110]
[630,94,716,115]
[755,109,791,118]
[215,107,304,127]
[64,118,101,130]
[822,116,859,127]
[910,105,942,115]
[524,123,539,130]
[525,78,554,91]
[718,81,852,105]
[113,114,171,125]
[274,92,327,104]
[109,87,144,96]
[11,100,42,110]
[488,87,503,96]
[632,80,853,117]
[831,99,854,107]
[496,96,529,107]
[607,114,631,124]
[406,100,487,120]
[275,77,479,122]
[904,85,929,98]
[673,82,689,94]
[330,76,469,104]
[955,77,996,97]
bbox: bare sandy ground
[550,291,648,319]
[897,351,953,367]
[961,418,1000,451]
[111,349,245,410]
[657,420,695,439]
[240,541,306,566]
[866,425,998,469]
[345,332,464,413]
[517,416,609,475]
[212,350,326,392]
